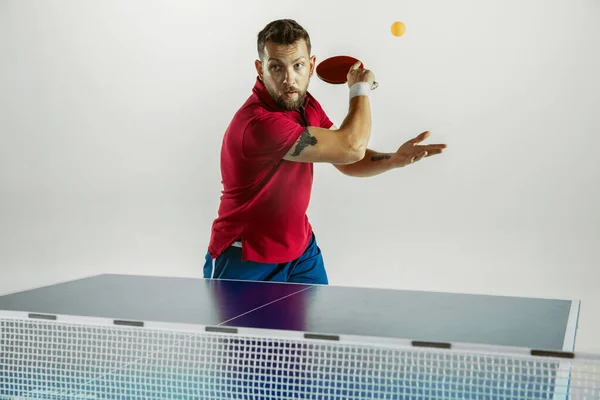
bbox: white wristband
[349,82,371,99]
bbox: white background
[1,0,598,353]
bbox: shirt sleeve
[242,111,306,162]
[313,97,334,129]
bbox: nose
[283,68,295,86]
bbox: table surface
[0,273,580,352]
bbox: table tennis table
[0,273,597,399]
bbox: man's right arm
[282,95,372,165]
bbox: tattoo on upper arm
[371,154,392,162]
[290,128,318,156]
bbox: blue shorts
[203,231,328,284]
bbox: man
[204,19,446,284]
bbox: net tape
[1,315,599,400]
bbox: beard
[265,80,309,111]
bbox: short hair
[257,19,311,61]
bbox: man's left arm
[328,124,447,178]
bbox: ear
[309,55,316,77]
[255,59,264,80]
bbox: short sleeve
[310,95,334,129]
[320,110,334,129]
[242,112,306,161]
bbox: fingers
[410,151,428,163]
[422,144,447,152]
[410,131,430,144]
[347,60,375,88]
[403,131,447,165]
[424,149,443,157]
[350,60,362,71]
[410,131,449,147]
[408,145,446,164]
[414,145,445,158]
[407,131,447,154]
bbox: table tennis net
[1,316,599,400]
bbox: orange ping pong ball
[391,21,406,37]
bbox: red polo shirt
[207,77,334,263]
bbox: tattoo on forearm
[290,128,318,156]
[371,154,392,162]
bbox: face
[255,39,315,111]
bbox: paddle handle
[356,66,378,90]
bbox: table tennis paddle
[316,55,378,89]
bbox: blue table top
[0,273,580,351]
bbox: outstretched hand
[392,131,447,168]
